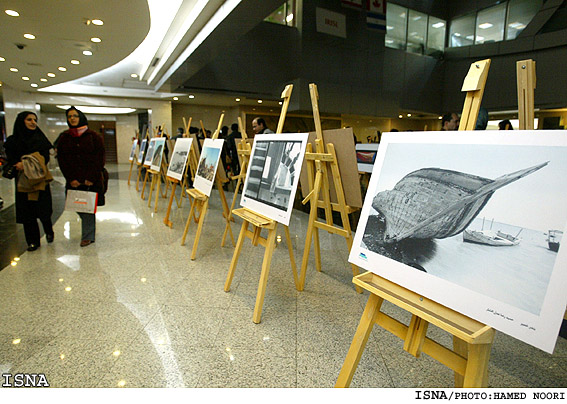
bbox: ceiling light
[188,94,194,99]
[22,76,29,80]
[91,19,104,26]
[90,37,101,43]
[5,10,19,17]
[432,22,444,29]
[40,78,47,82]
[235,98,240,102]
[70,60,80,65]
[23,33,35,40]
[56,105,136,114]
[58,67,67,71]
[286,13,293,23]
[257,100,263,104]
[10,67,18,72]
[478,23,493,29]
[83,50,93,56]
[173,97,178,100]
[407,113,412,117]
[386,25,393,30]
[509,22,526,30]
[47,72,56,77]
[279,102,282,105]
[31,83,38,88]
[453,32,461,37]
[0,56,5,62]
[399,114,403,118]
[130,73,138,78]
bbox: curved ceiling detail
[0,0,150,92]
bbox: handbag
[65,189,98,214]
[2,164,17,179]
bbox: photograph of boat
[463,229,521,246]
[546,230,563,252]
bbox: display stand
[298,83,362,293]
[127,134,138,185]
[223,85,301,324]
[221,116,252,247]
[180,113,235,258]
[135,127,151,192]
[335,272,495,388]
[140,126,161,200]
[516,59,536,130]
[336,59,495,388]
[147,129,169,212]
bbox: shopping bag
[65,189,98,214]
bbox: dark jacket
[57,129,106,206]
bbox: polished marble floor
[1,164,567,388]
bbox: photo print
[129,139,138,161]
[349,130,567,353]
[150,138,166,171]
[355,143,379,173]
[193,138,224,196]
[137,138,148,164]
[166,138,192,181]
[143,138,157,167]
[241,133,308,226]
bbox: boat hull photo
[463,230,520,246]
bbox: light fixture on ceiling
[286,13,293,23]
[407,113,412,117]
[432,22,444,29]
[5,10,19,17]
[40,78,47,82]
[56,105,136,114]
[91,19,104,26]
[47,72,55,77]
[188,94,194,99]
[173,97,178,100]
[130,73,138,78]
[279,102,282,105]
[30,83,38,88]
[257,100,263,104]
[478,23,493,29]
[10,67,18,72]
[83,50,93,56]
[23,34,35,40]
[21,76,29,81]
[70,60,80,65]
[399,114,403,118]
[90,37,101,43]
[235,98,240,102]
[58,66,67,71]
[0,56,5,62]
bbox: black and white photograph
[349,131,567,353]
[241,133,308,226]
[128,139,138,161]
[137,138,147,164]
[193,138,224,196]
[143,138,157,167]
[150,137,166,171]
[166,138,192,181]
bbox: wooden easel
[223,84,300,324]
[140,126,161,200]
[147,129,169,212]
[180,113,235,259]
[335,272,495,387]
[127,134,138,185]
[221,116,252,247]
[517,59,536,130]
[135,127,150,192]
[336,59,495,388]
[298,83,362,293]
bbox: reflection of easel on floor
[299,83,361,293]
[180,113,235,259]
[336,59,495,388]
[224,85,300,324]
[517,59,536,130]
[221,116,251,246]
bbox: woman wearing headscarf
[4,111,54,251]
[56,107,105,247]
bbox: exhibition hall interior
[1,0,567,389]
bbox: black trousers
[23,217,53,246]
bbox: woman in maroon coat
[56,107,105,247]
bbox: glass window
[506,0,542,39]
[475,3,506,44]
[407,10,427,54]
[385,3,407,50]
[449,14,475,47]
[265,0,296,27]
[427,16,446,56]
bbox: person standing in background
[4,111,54,251]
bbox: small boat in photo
[463,229,521,246]
[546,230,563,252]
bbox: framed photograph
[240,133,308,226]
[167,138,192,181]
[137,139,147,164]
[193,138,224,197]
[128,139,138,162]
[150,138,166,171]
[143,138,156,167]
[356,143,379,173]
[349,130,567,353]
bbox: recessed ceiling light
[407,113,412,117]
[91,19,104,26]
[286,13,294,23]
[279,102,282,105]
[21,76,29,80]
[130,73,138,78]
[5,10,19,17]
[235,98,240,102]
[30,83,38,88]
[257,100,263,103]
[58,66,67,71]
[90,37,101,43]
[432,22,444,29]
[23,33,35,40]
[56,105,136,114]
[83,50,93,56]
[0,56,5,62]
[40,78,47,82]
[173,97,178,100]
[47,72,56,77]
[478,23,493,29]
[10,67,18,72]
[399,114,403,118]
[188,95,194,99]
[70,60,80,65]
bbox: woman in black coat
[4,111,54,251]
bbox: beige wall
[116,115,138,164]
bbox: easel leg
[224,220,249,292]
[163,181,177,227]
[299,219,315,291]
[128,160,134,185]
[148,174,156,207]
[345,235,363,294]
[453,336,467,387]
[136,166,142,191]
[284,225,299,289]
[154,175,161,212]
[190,199,209,260]
[252,226,278,324]
[335,293,383,387]
[180,196,196,246]
[462,343,491,388]
[313,226,322,272]
[141,171,149,199]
